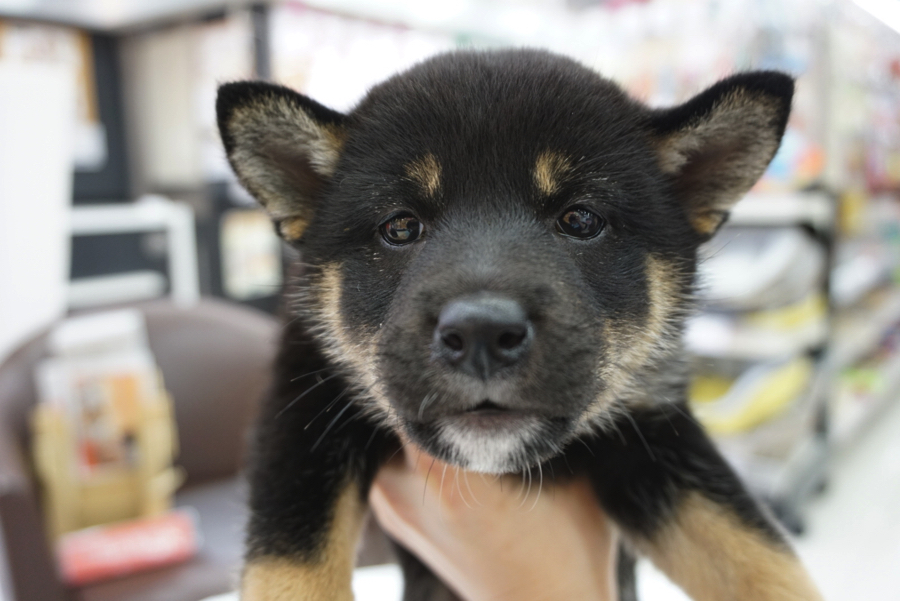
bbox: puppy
[216,49,822,600]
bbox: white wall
[0,63,75,364]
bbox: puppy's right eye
[381,213,423,245]
[556,207,604,239]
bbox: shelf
[828,287,900,370]
[720,428,828,515]
[686,314,828,361]
[0,0,256,32]
[831,350,900,449]
[728,191,834,229]
[68,271,167,309]
[69,196,200,308]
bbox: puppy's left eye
[556,207,604,239]
[381,213,423,245]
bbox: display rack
[690,190,836,532]
[827,287,900,448]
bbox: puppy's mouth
[419,398,537,431]
[469,399,507,413]
[400,398,570,474]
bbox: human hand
[369,446,619,601]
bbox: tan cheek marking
[634,493,822,601]
[534,150,571,196]
[242,484,365,601]
[583,254,680,421]
[640,254,679,348]
[404,153,441,197]
[314,264,392,418]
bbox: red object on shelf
[57,509,200,586]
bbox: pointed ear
[650,72,794,238]
[216,82,347,241]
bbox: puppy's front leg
[241,334,393,600]
[242,480,366,601]
[584,404,822,601]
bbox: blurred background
[0,0,898,600]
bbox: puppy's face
[218,50,792,473]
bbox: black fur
[571,404,786,545]
[243,319,395,560]
[649,71,793,138]
[218,49,796,599]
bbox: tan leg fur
[636,493,823,601]
[242,483,366,601]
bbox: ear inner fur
[216,82,347,241]
[242,483,366,601]
[651,74,794,237]
[635,493,822,601]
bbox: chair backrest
[0,298,278,600]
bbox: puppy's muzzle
[432,294,533,381]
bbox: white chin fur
[437,417,540,474]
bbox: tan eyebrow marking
[534,150,572,196]
[404,153,442,197]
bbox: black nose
[434,295,533,380]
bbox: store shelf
[0,0,256,32]
[69,196,200,308]
[686,315,828,361]
[729,192,834,229]
[831,346,900,449]
[720,427,828,530]
[68,271,167,308]
[828,287,900,370]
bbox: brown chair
[0,299,279,601]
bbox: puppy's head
[218,50,792,473]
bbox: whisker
[611,420,628,445]
[439,464,448,501]
[436,463,449,523]
[563,453,574,475]
[422,457,437,505]
[546,460,558,501]
[304,388,350,430]
[386,440,410,464]
[310,400,356,452]
[417,392,438,421]
[276,373,340,419]
[364,427,380,451]
[290,367,329,382]
[625,412,656,461]
[529,461,544,512]
[464,470,482,507]
[455,467,475,509]
[576,437,596,457]
[516,467,531,510]
[660,404,680,436]
[667,402,693,422]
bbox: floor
[205,395,900,601]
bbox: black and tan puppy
[217,49,822,600]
